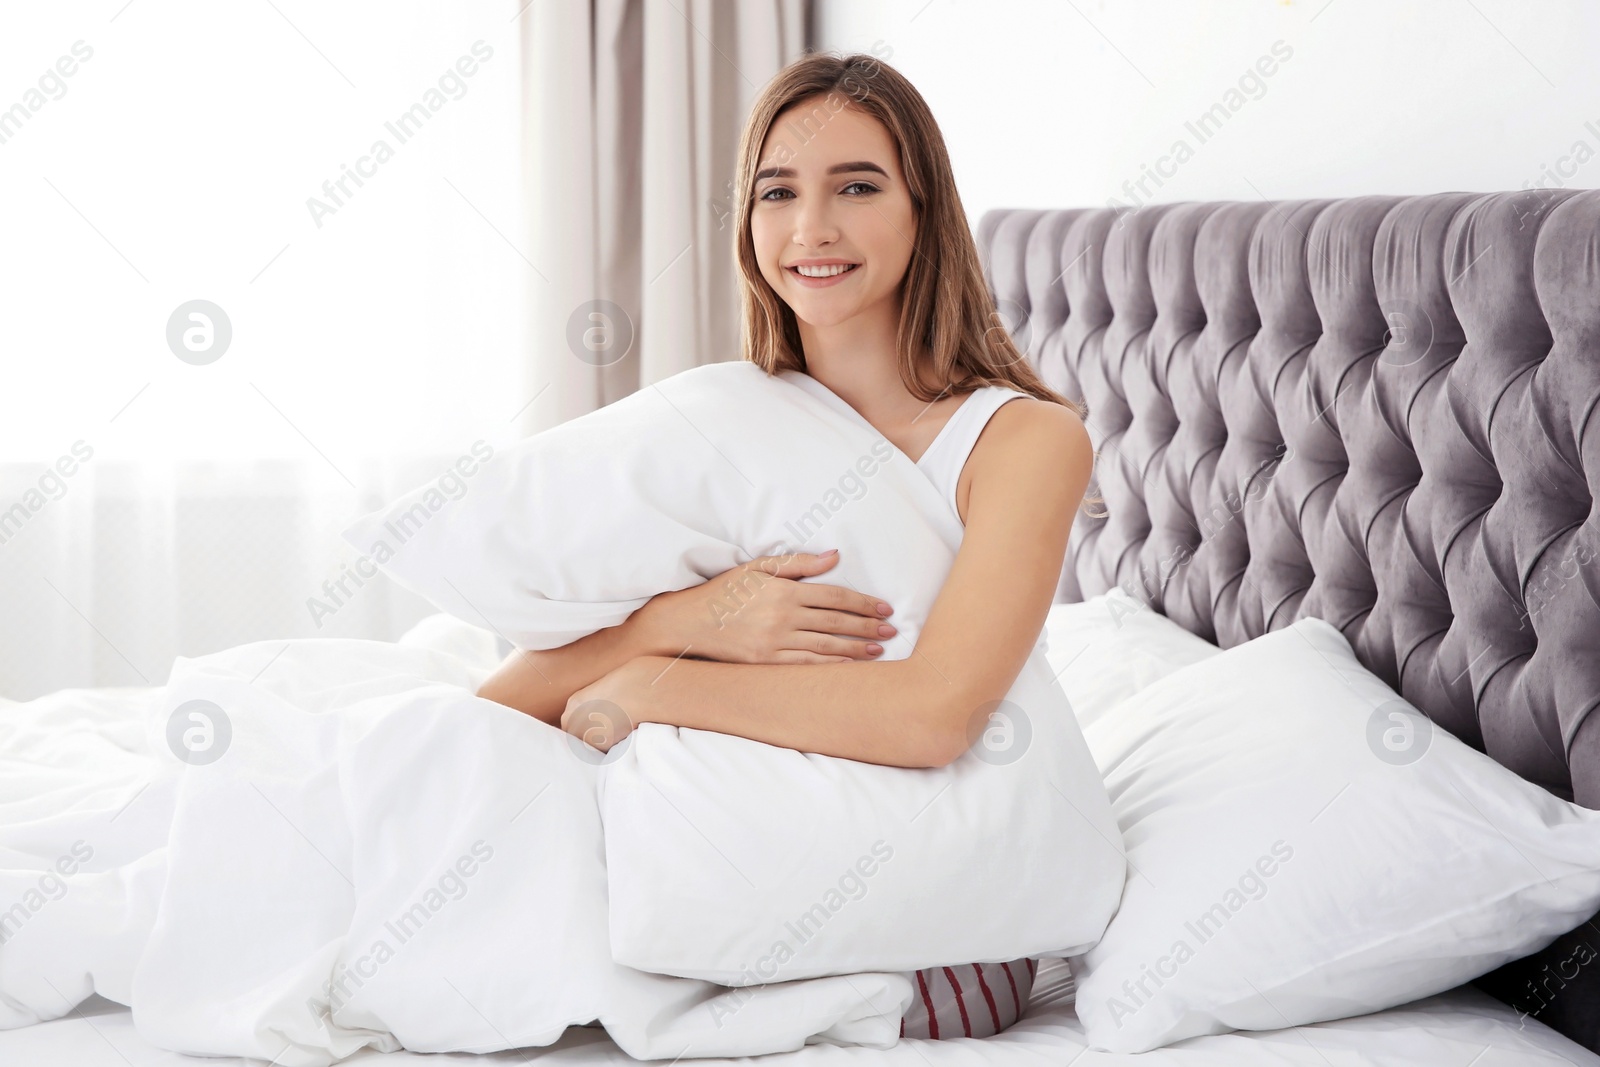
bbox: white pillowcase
[1068,616,1600,1053]
[600,648,1125,984]
[1041,590,1221,730]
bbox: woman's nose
[792,199,839,247]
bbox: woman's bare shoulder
[978,396,1089,461]
[956,397,1091,524]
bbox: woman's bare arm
[476,611,673,727]
[478,552,895,728]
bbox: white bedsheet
[4,958,1596,1066]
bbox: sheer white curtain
[0,0,810,701]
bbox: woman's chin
[787,303,859,329]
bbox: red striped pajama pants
[899,957,1037,1040]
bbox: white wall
[815,0,1600,226]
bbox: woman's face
[749,96,917,330]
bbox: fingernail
[877,623,896,637]
[877,602,893,616]
[821,548,839,556]
[866,644,883,654]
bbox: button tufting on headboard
[978,191,1600,811]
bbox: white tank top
[914,385,1031,526]
[780,371,1032,528]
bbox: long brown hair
[731,50,1101,513]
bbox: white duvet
[0,631,914,1063]
[0,361,1124,1063]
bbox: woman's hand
[631,551,897,665]
[561,656,669,754]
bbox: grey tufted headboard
[976,191,1600,1050]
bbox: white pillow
[600,644,1125,984]
[1042,590,1221,730]
[1069,616,1600,1053]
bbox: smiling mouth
[787,264,860,279]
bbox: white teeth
[794,263,857,278]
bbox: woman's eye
[759,187,792,202]
[842,181,879,195]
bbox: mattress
[4,957,1596,1065]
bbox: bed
[4,187,1599,1064]
[3,615,1597,1066]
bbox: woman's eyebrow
[754,160,889,181]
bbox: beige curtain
[516,0,811,432]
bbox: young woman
[477,51,1097,1040]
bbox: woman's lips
[787,263,860,288]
